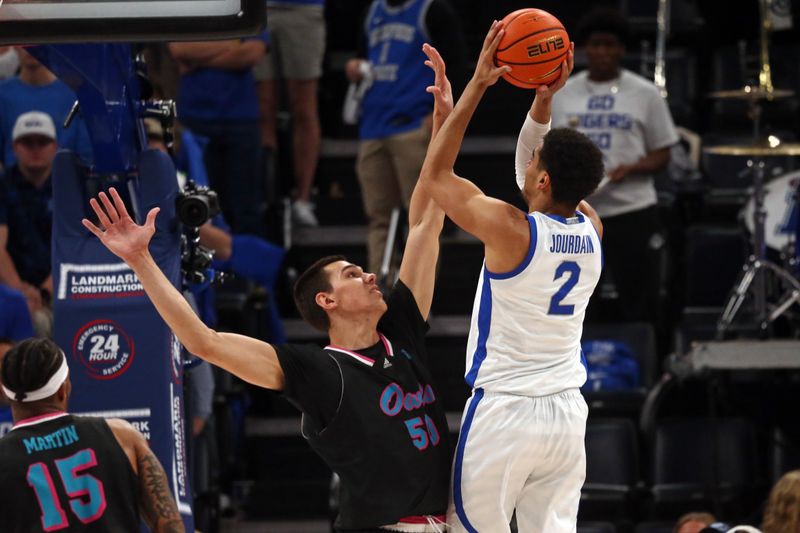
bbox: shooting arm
[420,78,522,248]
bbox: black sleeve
[425,0,469,98]
[274,343,342,430]
[380,280,430,343]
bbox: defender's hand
[82,187,160,265]
[423,43,454,117]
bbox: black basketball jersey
[0,413,140,533]
[307,335,451,530]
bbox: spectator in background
[0,112,57,337]
[0,47,19,80]
[345,0,466,275]
[0,48,93,167]
[0,287,34,342]
[551,7,678,324]
[169,37,268,236]
[255,0,325,227]
[675,512,717,533]
[762,470,800,533]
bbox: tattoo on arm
[137,448,185,533]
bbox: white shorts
[447,388,588,533]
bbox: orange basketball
[494,8,569,89]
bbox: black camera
[176,180,220,228]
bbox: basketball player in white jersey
[420,22,604,533]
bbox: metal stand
[717,157,800,336]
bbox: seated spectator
[0,48,92,167]
[762,470,800,533]
[0,112,57,337]
[0,285,34,341]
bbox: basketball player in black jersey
[83,53,455,532]
[0,338,184,533]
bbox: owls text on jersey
[465,210,602,397]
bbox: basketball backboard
[0,0,264,45]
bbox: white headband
[2,352,69,403]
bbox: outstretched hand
[82,187,160,265]
[472,20,512,88]
[422,43,454,129]
[535,42,575,98]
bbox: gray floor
[219,518,329,533]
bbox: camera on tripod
[176,180,220,228]
[176,180,224,285]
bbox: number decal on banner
[88,334,120,361]
[404,415,441,451]
[26,448,107,530]
[548,261,581,315]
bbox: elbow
[184,327,220,363]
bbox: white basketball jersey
[465,211,602,396]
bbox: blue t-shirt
[0,165,53,286]
[359,0,434,140]
[177,35,269,123]
[0,285,34,341]
[0,77,93,166]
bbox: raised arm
[514,43,574,190]
[82,188,285,390]
[419,21,531,272]
[396,44,451,320]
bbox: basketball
[494,8,570,89]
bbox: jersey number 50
[26,448,106,531]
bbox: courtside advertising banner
[52,150,194,531]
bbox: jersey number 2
[548,261,581,315]
[26,448,107,531]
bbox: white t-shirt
[551,69,679,218]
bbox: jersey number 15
[27,448,106,531]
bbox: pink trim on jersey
[325,333,393,366]
[324,346,375,366]
[12,412,69,430]
[379,333,394,357]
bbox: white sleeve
[515,113,551,190]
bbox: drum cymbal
[707,87,794,100]
[704,143,800,156]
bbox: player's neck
[328,319,381,351]
[11,404,66,424]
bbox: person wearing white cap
[0,338,185,532]
[0,48,93,167]
[0,111,58,336]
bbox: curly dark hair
[577,7,630,47]
[293,255,347,332]
[1,338,64,402]
[538,128,604,207]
